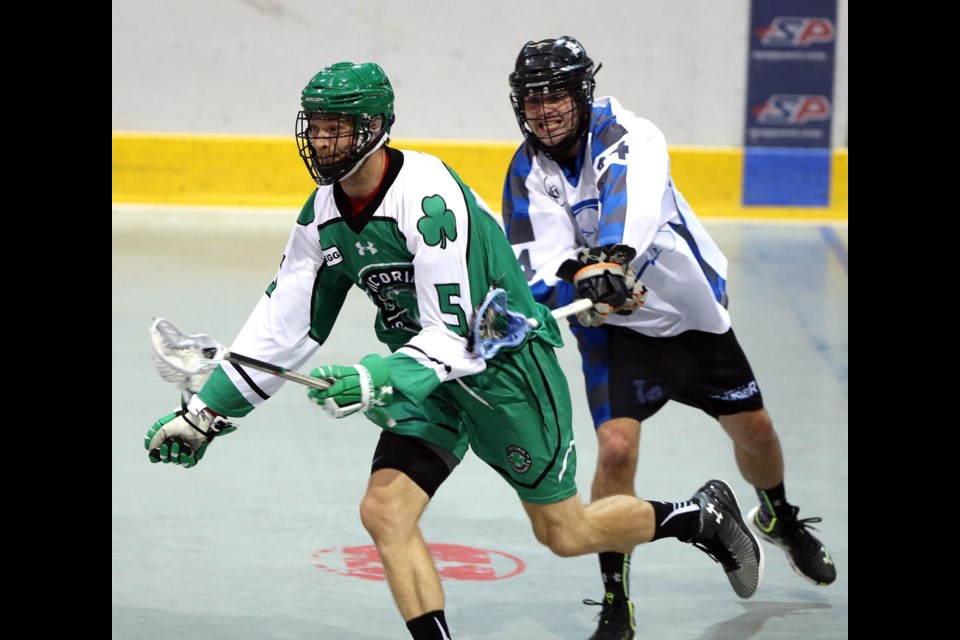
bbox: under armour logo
[706,502,723,525]
[356,241,377,255]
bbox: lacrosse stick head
[149,318,228,394]
[471,288,533,360]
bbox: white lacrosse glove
[144,395,238,468]
[617,265,649,314]
[307,354,394,420]
[556,244,645,327]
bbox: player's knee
[531,522,580,557]
[359,487,407,538]
[747,410,775,441]
[596,420,639,472]
[597,437,636,472]
[546,534,581,558]
[733,409,777,449]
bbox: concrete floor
[112,206,848,639]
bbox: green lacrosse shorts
[450,339,578,504]
[367,339,577,504]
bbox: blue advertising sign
[742,0,838,206]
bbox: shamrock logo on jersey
[418,195,457,249]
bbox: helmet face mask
[508,36,597,161]
[296,62,396,186]
[516,90,582,154]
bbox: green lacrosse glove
[144,395,238,468]
[307,354,394,420]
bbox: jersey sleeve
[502,145,579,308]
[591,109,668,257]
[383,164,489,404]
[199,193,349,417]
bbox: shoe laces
[774,506,825,551]
[583,597,633,630]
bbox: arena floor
[112,206,848,639]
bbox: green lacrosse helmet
[296,62,396,185]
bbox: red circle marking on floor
[311,543,526,582]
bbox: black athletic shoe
[748,505,836,586]
[583,594,635,640]
[688,479,764,599]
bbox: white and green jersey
[199,147,560,417]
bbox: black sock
[756,482,788,516]
[406,610,451,640]
[648,500,700,542]
[598,551,631,600]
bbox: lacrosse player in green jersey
[144,61,763,640]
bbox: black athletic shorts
[370,431,459,498]
[570,324,765,426]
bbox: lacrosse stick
[149,318,334,392]
[472,289,593,360]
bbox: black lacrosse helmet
[508,36,598,161]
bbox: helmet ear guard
[296,62,396,186]
[508,36,600,161]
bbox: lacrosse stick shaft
[224,351,333,391]
[527,298,595,328]
[208,300,594,386]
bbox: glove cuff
[359,354,391,386]
[185,394,235,438]
[572,262,624,282]
[186,394,209,415]
[354,354,393,413]
[355,363,374,410]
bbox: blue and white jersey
[502,95,731,337]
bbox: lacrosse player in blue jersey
[144,60,764,640]
[501,36,836,640]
